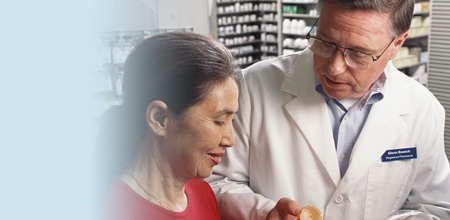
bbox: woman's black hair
[96,31,241,185]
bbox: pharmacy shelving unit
[216,0,279,68]
[393,0,430,85]
[215,0,431,85]
[279,0,430,85]
[279,0,319,55]
[91,28,194,120]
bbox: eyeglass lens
[308,38,372,69]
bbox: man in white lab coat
[207,0,450,219]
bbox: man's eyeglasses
[305,18,396,70]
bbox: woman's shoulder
[185,179,220,219]
[186,178,212,191]
[185,178,216,201]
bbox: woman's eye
[215,121,225,126]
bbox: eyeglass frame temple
[372,37,396,61]
[306,18,320,39]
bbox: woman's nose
[220,125,235,148]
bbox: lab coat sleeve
[207,72,277,219]
[387,103,450,220]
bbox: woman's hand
[266,197,302,220]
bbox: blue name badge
[382,147,417,162]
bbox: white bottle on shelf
[283,19,291,34]
[290,19,298,34]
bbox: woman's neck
[121,143,188,211]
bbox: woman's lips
[208,152,225,165]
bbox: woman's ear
[146,100,169,137]
[389,31,409,60]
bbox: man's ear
[389,31,409,60]
[146,100,169,137]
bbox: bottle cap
[297,206,322,220]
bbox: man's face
[313,3,404,99]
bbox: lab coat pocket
[365,160,414,219]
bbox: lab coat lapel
[336,72,410,194]
[281,51,341,187]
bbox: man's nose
[327,48,347,75]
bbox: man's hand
[266,197,302,220]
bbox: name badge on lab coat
[382,147,417,162]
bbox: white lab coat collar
[281,49,341,186]
[279,50,411,190]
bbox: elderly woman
[97,32,241,219]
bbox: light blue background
[1,1,98,219]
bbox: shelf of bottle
[233,50,278,56]
[397,61,427,71]
[219,31,268,37]
[224,40,263,47]
[260,10,278,14]
[403,35,428,49]
[262,40,278,45]
[218,10,278,16]
[283,46,307,50]
[413,11,429,16]
[217,11,259,16]
[218,20,258,27]
[406,34,428,40]
[282,32,308,37]
[281,0,318,4]
[234,50,261,56]
[282,13,319,19]
[218,20,277,27]
[261,20,278,24]
[219,32,261,38]
[217,0,277,5]
[261,30,278,35]
[261,50,278,55]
